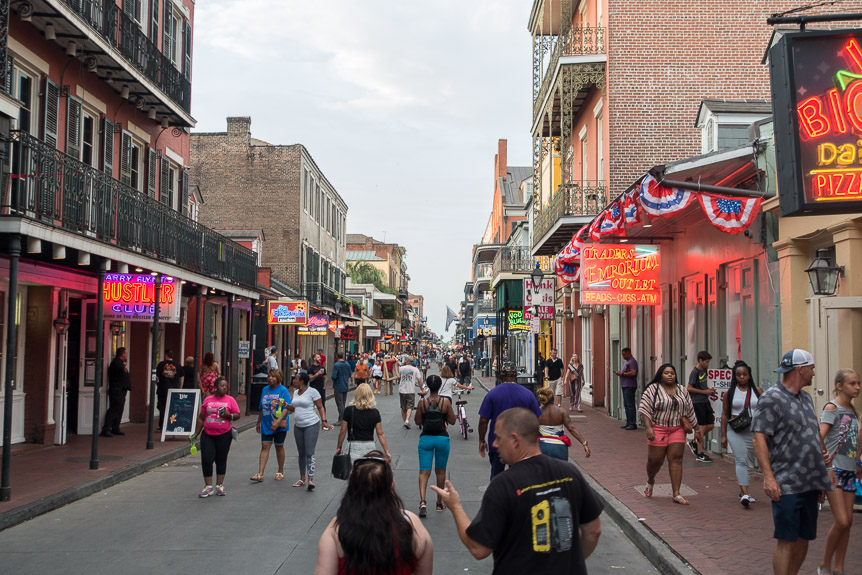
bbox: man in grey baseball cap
[752,349,831,575]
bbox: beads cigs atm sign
[580,244,661,306]
[771,30,862,216]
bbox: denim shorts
[261,430,288,446]
[417,435,450,470]
[772,490,820,541]
[539,440,568,461]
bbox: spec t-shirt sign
[706,369,733,425]
[161,389,201,441]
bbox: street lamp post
[530,262,544,386]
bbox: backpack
[422,399,446,434]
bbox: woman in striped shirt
[638,363,697,505]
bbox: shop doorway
[66,298,82,435]
[810,297,862,413]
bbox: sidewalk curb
[0,388,343,532]
[476,375,697,574]
[570,458,700,575]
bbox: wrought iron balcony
[475,299,495,314]
[492,246,552,278]
[532,180,606,255]
[302,282,339,310]
[533,26,606,121]
[59,0,191,113]
[475,262,494,281]
[1,131,257,288]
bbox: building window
[14,69,33,134]
[130,142,143,191]
[716,124,750,151]
[82,112,96,167]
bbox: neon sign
[267,300,308,325]
[580,245,661,306]
[102,274,180,323]
[298,314,329,335]
[772,30,862,215]
[508,309,529,331]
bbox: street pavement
[0,365,658,574]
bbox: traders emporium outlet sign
[580,244,661,306]
[103,275,181,323]
[771,30,862,216]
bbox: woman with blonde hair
[336,383,391,465]
[819,368,860,575]
[537,387,590,461]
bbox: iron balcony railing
[1,131,257,288]
[533,26,606,121]
[533,180,606,246]
[302,282,339,309]
[476,299,495,314]
[62,0,191,113]
[492,246,552,277]
[475,262,494,281]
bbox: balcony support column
[227,294,235,397]
[1,235,21,501]
[146,276,162,450]
[90,256,106,469]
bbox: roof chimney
[498,139,508,180]
[226,116,251,136]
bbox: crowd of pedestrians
[174,344,859,574]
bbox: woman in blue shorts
[414,375,455,517]
[250,369,291,482]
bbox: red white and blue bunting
[623,191,640,225]
[697,193,763,235]
[638,174,694,218]
[599,201,625,236]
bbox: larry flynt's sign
[267,301,308,325]
[103,274,180,323]
[580,244,661,306]
[771,30,862,216]
[706,368,733,426]
[524,278,555,320]
[298,314,329,335]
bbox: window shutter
[180,166,189,215]
[162,1,172,60]
[66,97,82,159]
[119,130,133,186]
[183,21,192,79]
[42,78,60,149]
[150,0,159,41]
[159,156,170,204]
[122,0,134,18]
[102,118,114,176]
[147,147,158,198]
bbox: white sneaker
[739,493,751,507]
[199,486,214,498]
[747,495,755,503]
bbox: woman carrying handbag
[720,361,763,507]
[335,383,391,467]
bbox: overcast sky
[191,0,532,337]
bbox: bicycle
[454,387,473,440]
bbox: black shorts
[693,402,715,426]
[261,430,288,446]
[772,491,820,541]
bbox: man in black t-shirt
[155,350,183,430]
[544,348,565,406]
[432,408,603,574]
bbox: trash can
[516,374,538,397]
[247,372,269,413]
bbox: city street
[0,368,658,574]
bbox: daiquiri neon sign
[771,30,862,216]
[102,275,181,323]
[580,245,661,306]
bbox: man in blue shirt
[477,381,542,480]
[331,352,353,424]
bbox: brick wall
[190,118,303,289]
[605,1,850,195]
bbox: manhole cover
[62,455,123,463]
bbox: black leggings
[200,430,232,478]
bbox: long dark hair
[335,450,415,573]
[649,363,678,386]
[203,352,214,367]
[726,360,760,408]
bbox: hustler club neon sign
[102,275,181,323]
[580,245,661,306]
[771,30,862,216]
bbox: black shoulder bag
[727,389,752,432]
[331,407,354,480]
